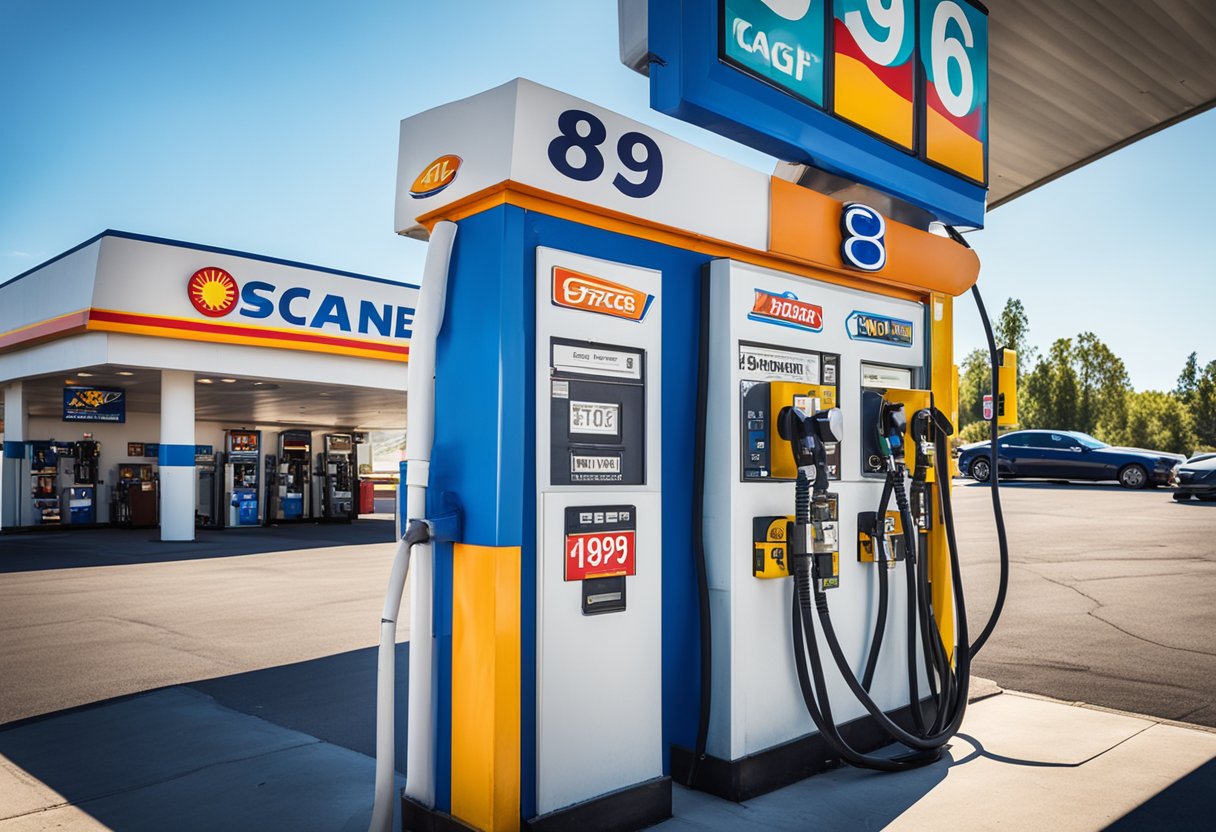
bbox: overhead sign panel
[723,0,826,107]
[920,0,988,183]
[832,0,916,149]
[645,0,989,226]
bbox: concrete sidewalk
[2,684,1213,831]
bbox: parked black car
[957,430,1185,489]
[1173,453,1216,501]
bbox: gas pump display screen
[550,338,645,486]
[739,343,840,481]
[564,505,637,582]
[569,401,619,436]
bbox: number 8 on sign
[840,203,887,272]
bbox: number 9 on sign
[840,203,887,272]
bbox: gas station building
[0,230,416,541]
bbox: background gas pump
[320,433,355,521]
[223,429,261,527]
[274,430,312,521]
[61,439,100,525]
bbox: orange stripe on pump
[451,544,521,832]
[769,178,980,296]
[416,180,980,301]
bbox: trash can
[359,479,375,515]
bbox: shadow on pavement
[1104,758,1216,830]
[0,645,409,831]
[188,644,408,768]
[0,518,396,573]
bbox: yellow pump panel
[768,381,838,480]
[877,387,934,481]
[998,349,1018,426]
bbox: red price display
[565,530,636,581]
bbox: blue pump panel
[236,490,259,526]
[281,495,304,519]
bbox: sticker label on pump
[552,343,642,380]
[738,343,820,383]
[564,505,637,581]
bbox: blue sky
[2,0,1212,391]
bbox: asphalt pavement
[1,496,1214,830]
[0,519,403,725]
[952,478,1216,727]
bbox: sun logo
[187,267,239,317]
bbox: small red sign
[982,394,993,420]
[565,529,636,582]
[552,267,653,322]
[748,289,823,332]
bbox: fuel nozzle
[877,401,907,472]
[910,408,935,475]
[909,408,935,530]
[779,402,843,482]
[780,402,843,591]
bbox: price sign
[919,0,988,183]
[832,0,916,149]
[564,505,637,582]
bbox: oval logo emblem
[187,267,239,317]
[409,154,462,199]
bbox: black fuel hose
[890,473,925,733]
[790,423,974,763]
[688,270,713,786]
[861,477,894,692]
[943,227,1011,660]
[967,281,1010,659]
[789,472,937,771]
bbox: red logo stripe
[86,309,410,356]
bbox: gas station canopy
[985,0,1216,208]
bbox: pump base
[401,795,479,832]
[401,778,672,832]
[525,777,672,832]
[671,698,936,802]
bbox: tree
[956,348,988,428]
[1074,332,1130,440]
[1176,352,1200,406]
[1193,359,1216,451]
[1021,338,1076,429]
[956,420,990,445]
[993,297,1037,380]
[1122,391,1197,456]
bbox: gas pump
[223,429,260,527]
[273,431,312,521]
[320,433,355,520]
[62,439,101,525]
[195,452,219,528]
[370,51,1010,830]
